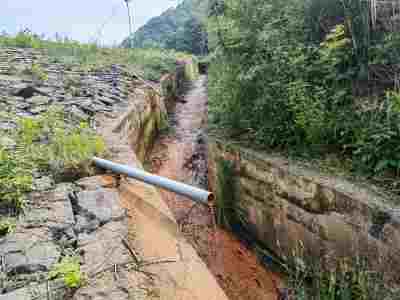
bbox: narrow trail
[148,75,282,300]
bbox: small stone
[75,188,125,225]
[76,176,117,191]
[29,106,47,115]
[27,95,50,105]
[0,279,66,300]
[14,102,30,110]
[68,106,89,122]
[0,121,17,131]
[74,215,100,234]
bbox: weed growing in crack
[49,256,83,289]
[0,106,105,209]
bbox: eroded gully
[147,75,283,300]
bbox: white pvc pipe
[93,157,213,205]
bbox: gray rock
[75,176,116,191]
[73,272,130,300]
[1,271,48,293]
[0,228,60,275]
[98,97,115,106]
[29,106,47,115]
[74,215,100,234]
[0,280,66,300]
[22,199,75,232]
[52,183,77,201]
[75,189,125,225]
[78,221,130,276]
[11,83,31,96]
[14,102,30,110]
[0,122,17,131]
[67,106,89,122]
[27,95,50,106]
[22,183,76,245]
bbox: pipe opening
[207,193,215,204]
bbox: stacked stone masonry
[208,139,400,284]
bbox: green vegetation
[0,146,33,209]
[0,218,16,237]
[285,251,395,300]
[215,158,237,229]
[0,30,188,81]
[215,157,247,231]
[0,108,105,209]
[208,0,400,193]
[27,63,49,82]
[124,0,208,55]
[49,256,83,288]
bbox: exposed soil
[147,76,282,300]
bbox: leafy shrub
[48,123,106,172]
[215,158,238,229]
[304,0,345,42]
[0,107,105,209]
[49,256,83,288]
[14,31,42,48]
[22,109,106,175]
[0,147,33,209]
[208,0,400,184]
[0,219,16,237]
[352,92,400,175]
[31,63,49,81]
[1,31,188,81]
[287,256,395,300]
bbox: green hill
[123,0,209,55]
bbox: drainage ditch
[147,75,282,300]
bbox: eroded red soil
[147,76,282,300]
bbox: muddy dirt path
[147,75,282,300]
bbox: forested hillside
[208,0,400,193]
[123,0,208,55]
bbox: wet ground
[147,75,282,300]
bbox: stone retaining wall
[208,138,400,283]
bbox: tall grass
[0,30,193,81]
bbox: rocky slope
[0,47,227,300]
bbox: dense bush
[0,108,105,209]
[287,255,395,300]
[0,147,32,209]
[0,31,186,81]
[208,0,400,181]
